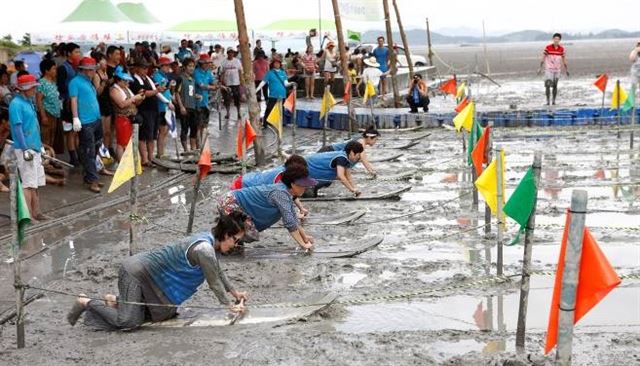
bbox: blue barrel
[309,111,322,129]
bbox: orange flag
[236,120,257,158]
[284,91,295,112]
[471,125,490,176]
[593,74,608,93]
[198,139,212,179]
[343,81,352,104]
[544,211,621,354]
[455,96,470,113]
[439,78,457,96]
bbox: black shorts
[138,109,159,141]
[223,85,241,107]
[158,111,168,127]
[198,107,210,127]
[180,109,199,140]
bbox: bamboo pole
[322,85,330,147]
[632,83,637,126]
[496,146,504,276]
[291,85,298,154]
[425,18,434,67]
[234,0,265,166]
[484,127,493,236]
[516,151,542,353]
[556,190,588,366]
[616,79,621,139]
[9,162,25,348]
[186,130,210,235]
[129,125,139,256]
[599,84,606,128]
[330,0,353,134]
[241,119,247,175]
[392,0,414,78]
[382,0,400,107]
[277,101,283,157]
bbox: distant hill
[361,29,640,45]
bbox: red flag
[236,120,257,158]
[343,81,352,104]
[439,78,457,96]
[197,139,212,179]
[455,96,470,113]
[284,91,295,112]
[544,211,621,354]
[593,74,608,93]
[471,126,490,176]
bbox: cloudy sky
[1,0,638,38]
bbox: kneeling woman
[317,126,380,176]
[218,164,317,250]
[67,212,248,330]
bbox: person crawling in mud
[230,154,310,218]
[317,126,379,177]
[306,140,363,197]
[67,212,249,330]
[217,163,317,250]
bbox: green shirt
[37,78,62,118]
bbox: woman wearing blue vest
[317,126,380,177]
[218,164,317,250]
[67,212,249,330]
[306,140,364,197]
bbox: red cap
[197,53,212,63]
[78,57,98,70]
[17,74,39,90]
[158,56,172,66]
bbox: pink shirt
[302,54,317,72]
[543,44,565,73]
[253,58,269,81]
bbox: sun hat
[158,56,172,66]
[114,66,133,82]
[197,54,212,64]
[363,57,380,68]
[78,57,98,70]
[16,74,39,90]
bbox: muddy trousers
[545,78,559,104]
[84,266,147,330]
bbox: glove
[72,117,82,132]
[23,150,34,161]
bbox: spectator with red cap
[9,74,48,219]
[194,53,217,143]
[69,56,104,193]
[152,56,175,158]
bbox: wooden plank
[240,236,384,260]
[300,186,411,202]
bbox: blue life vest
[242,166,285,188]
[232,183,290,231]
[139,232,213,305]
[306,151,349,181]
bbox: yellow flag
[320,88,337,119]
[267,100,283,138]
[456,82,466,99]
[610,82,628,109]
[475,149,506,215]
[108,137,142,193]
[363,79,377,104]
[453,101,474,132]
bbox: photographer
[406,74,429,113]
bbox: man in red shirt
[538,33,569,106]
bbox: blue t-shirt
[152,70,172,113]
[9,94,42,150]
[372,46,390,73]
[68,74,100,124]
[194,67,215,108]
[264,69,288,99]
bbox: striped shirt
[302,54,317,72]
[543,44,565,73]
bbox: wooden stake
[484,127,493,236]
[9,162,25,348]
[234,0,265,166]
[382,0,400,107]
[186,130,209,235]
[616,79,622,139]
[496,146,504,276]
[556,190,588,366]
[322,85,330,147]
[330,0,353,133]
[392,0,414,78]
[516,151,542,353]
[129,124,140,256]
[291,85,298,154]
[599,86,606,128]
[425,18,434,67]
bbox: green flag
[467,119,483,166]
[621,86,636,113]
[347,30,361,42]
[503,167,537,245]
[15,177,31,246]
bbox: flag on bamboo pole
[236,120,256,158]
[467,119,483,166]
[456,82,466,99]
[267,100,283,138]
[439,78,457,96]
[455,96,470,113]
[347,30,362,42]
[471,126,491,176]
[544,212,621,354]
[284,91,295,112]
[363,80,377,104]
[475,149,505,215]
[320,88,337,119]
[197,139,212,179]
[453,101,475,132]
[621,86,635,113]
[593,74,608,93]
[108,137,142,193]
[610,81,628,110]
[343,81,352,104]
[15,177,31,246]
[503,167,537,245]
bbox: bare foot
[67,293,90,326]
[104,294,118,309]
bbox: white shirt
[220,57,243,86]
[362,67,383,87]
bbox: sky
[0,0,638,39]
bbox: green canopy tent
[117,2,160,24]
[62,0,130,22]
